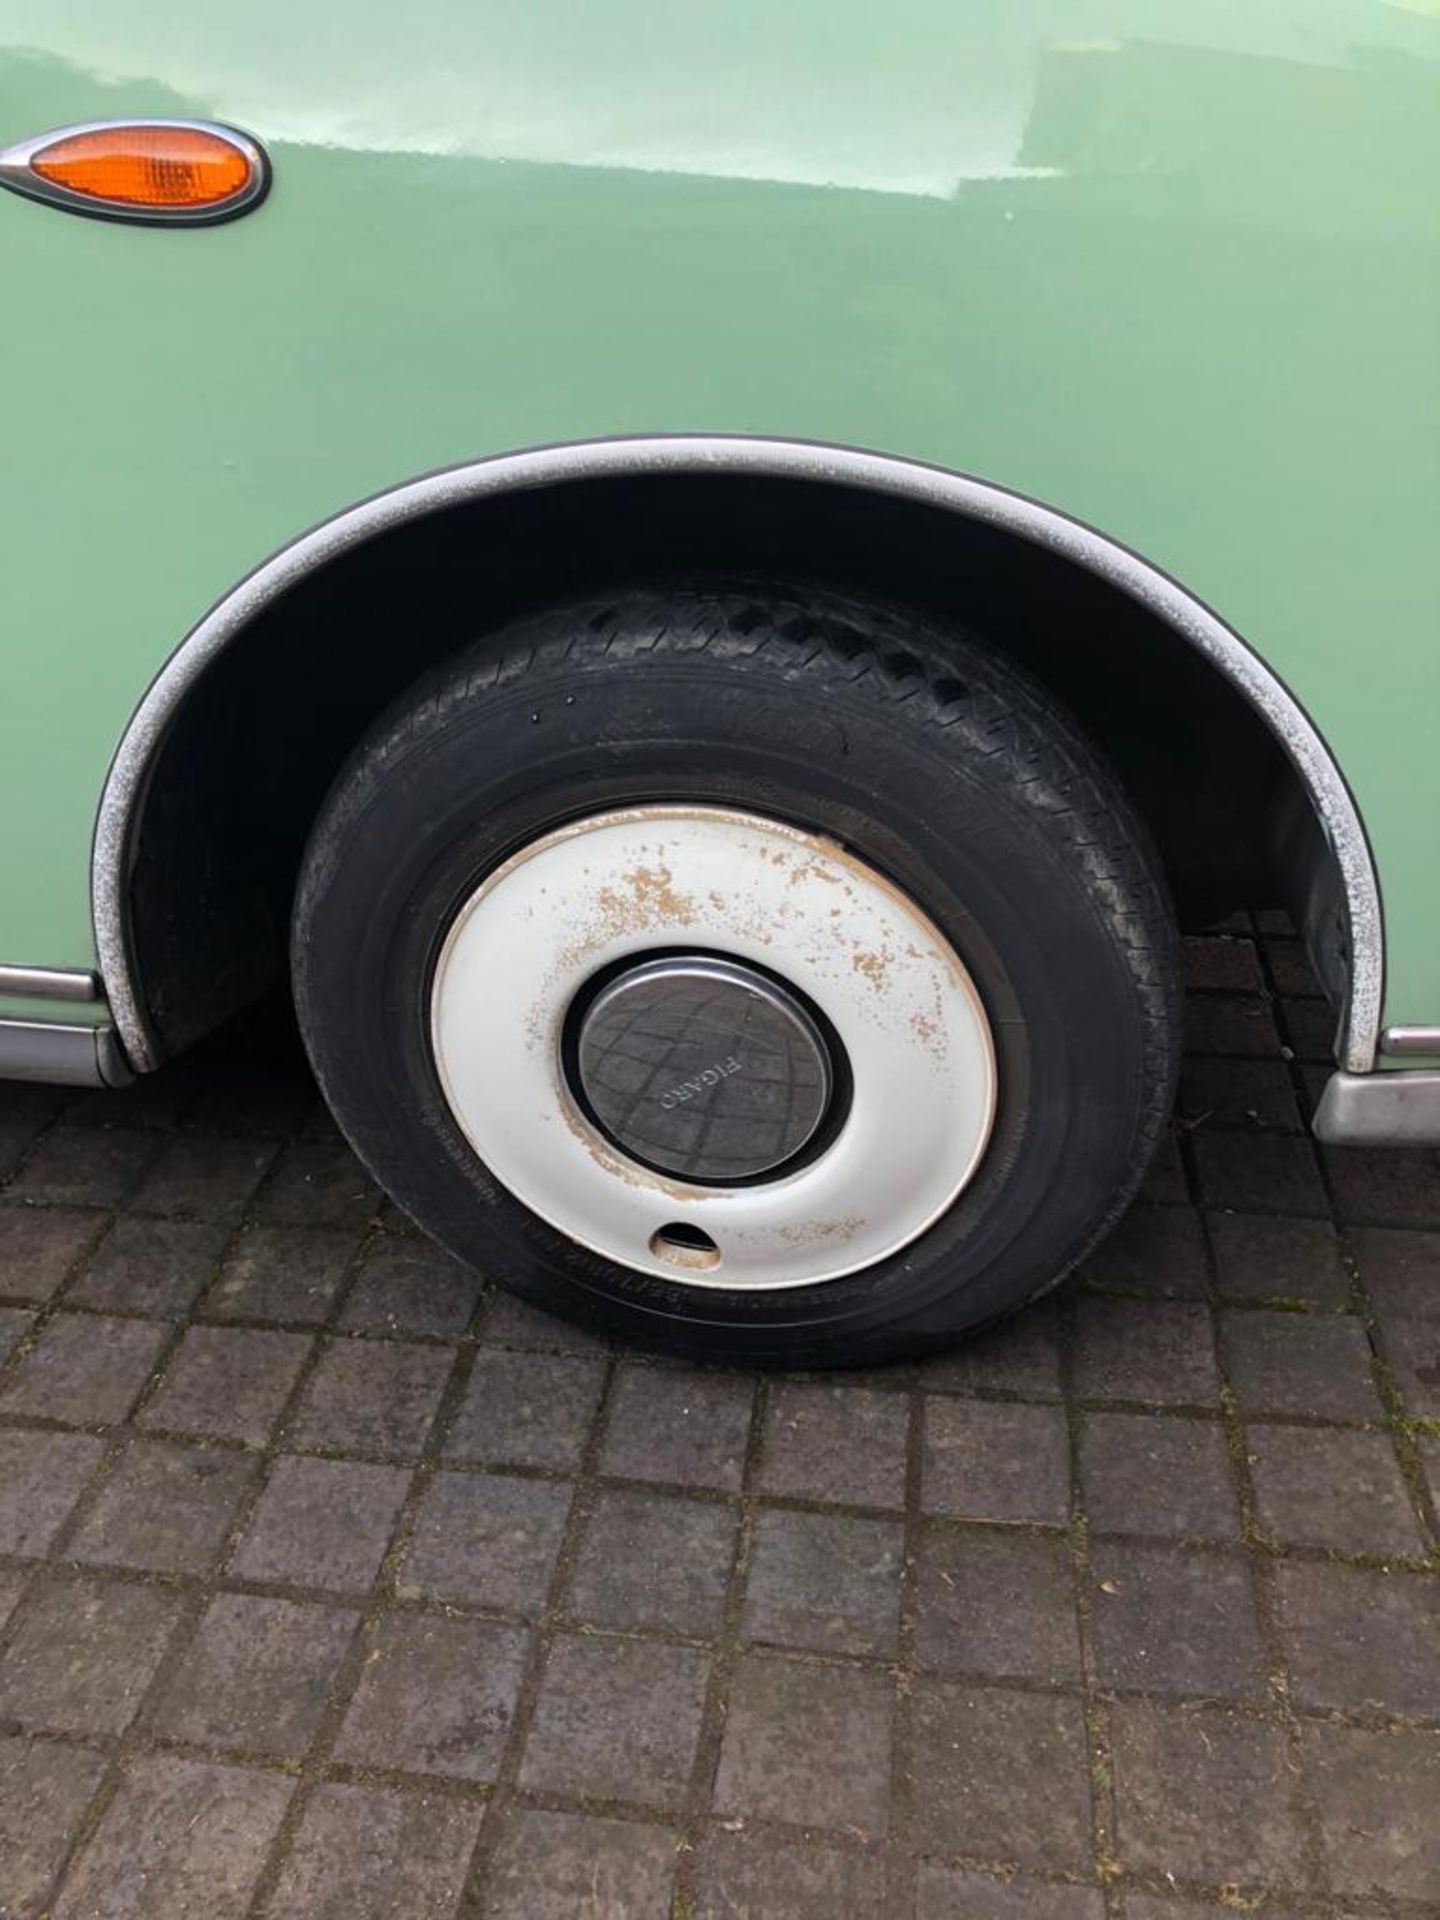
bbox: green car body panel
[1,2,1438,1108]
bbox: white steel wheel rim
[429,806,997,1290]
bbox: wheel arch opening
[93,440,1379,1074]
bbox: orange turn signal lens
[30,123,256,211]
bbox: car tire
[292,585,1180,1367]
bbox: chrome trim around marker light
[91,436,1386,1075]
[0,964,100,1004]
[0,119,269,227]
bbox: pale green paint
[2,1,1438,1029]
[0,996,105,1027]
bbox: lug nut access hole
[649,1222,721,1271]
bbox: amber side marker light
[0,119,268,225]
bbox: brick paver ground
[1,918,1437,1918]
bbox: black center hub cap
[571,955,836,1183]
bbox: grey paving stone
[0,1205,103,1302]
[0,1084,71,1129]
[917,1867,1106,1919]
[714,1651,893,1834]
[54,1755,293,1920]
[1377,1311,1440,1418]
[69,1216,228,1316]
[1136,1134,1189,1206]
[0,1427,104,1554]
[1207,1211,1348,1305]
[260,1781,481,1920]
[334,1236,480,1344]
[1078,1206,1208,1299]
[564,1488,737,1636]
[285,1336,451,1455]
[1248,1425,1422,1555]
[909,1682,1091,1869]
[62,1066,198,1133]
[70,1439,259,1574]
[1322,1146,1440,1229]
[206,1225,358,1323]
[254,1139,379,1228]
[8,1127,156,1208]
[443,1348,606,1470]
[1297,1063,1330,1123]
[140,1324,313,1445]
[601,1364,754,1491]
[1278,996,1338,1064]
[299,1104,348,1145]
[1422,1436,1440,1514]
[1089,1543,1265,1701]
[473,1285,611,1353]
[1348,1224,1440,1321]
[742,1507,903,1658]
[1263,937,1323,998]
[0,1573,182,1734]
[0,1567,27,1632]
[0,1302,32,1360]
[479,1807,678,1919]
[699,1830,887,1918]
[1193,1132,1327,1219]
[1222,1308,1382,1422]
[1110,1701,1313,1887]
[1183,993,1278,1058]
[227,1455,410,1591]
[0,1085,64,1179]
[913,1524,1080,1681]
[1072,1297,1219,1407]
[1178,1057,1302,1133]
[334,1611,526,1780]
[1275,1560,1440,1716]
[1303,1724,1440,1901]
[399,1470,571,1613]
[922,1398,1070,1524]
[129,1134,277,1223]
[521,1632,710,1810]
[1182,936,1263,995]
[1079,1412,1240,1541]
[757,1379,909,1506]
[1116,1901,1235,1920]
[339,1236,482,1337]
[915,1296,1066,1395]
[150,1592,359,1756]
[1,1312,167,1425]
[14,991,1440,1919]
[0,1735,107,1920]
[182,1068,312,1139]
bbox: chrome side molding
[1380,1026,1440,1059]
[1312,1069,1440,1146]
[0,1018,133,1087]
[0,964,100,1003]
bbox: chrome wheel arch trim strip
[92,434,1385,1076]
